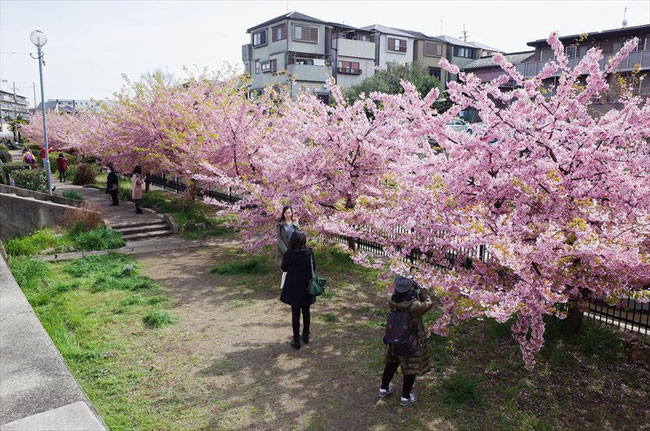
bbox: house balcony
[287,64,329,83]
[337,38,375,60]
[516,50,650,77]
[338,67,362,75]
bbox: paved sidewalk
[0,256,107,430]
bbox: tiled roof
[247,11,326,33]
[360,24,415,38]
[527,23,650,46]
[462,51,535,70]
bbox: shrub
[0,144,11,163]
[142,310,175,328]
[61,190,83,201]
[5,229,68,256]
[72,228,125,251]
[580,319,624,362]
[441,372,481,406]
[60,208,103,234]
[11,169,48,192]
[72,163,96,185]
[1,162,30,183]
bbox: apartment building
[242,11,502,97]
[462,51,535,87]
[0,89,29,121]
[36,99,102,113]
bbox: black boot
[301,332,310,345]
[290,336,301,350]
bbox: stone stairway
[110,219,173,242]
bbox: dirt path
[136,245,434,431]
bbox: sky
[1,0,649,106]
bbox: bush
[142,310,175,328]
[72,163,96,185]
[0,144,11,163]
[5,229,69,256]
[61,190,83,201]
[580,319,624,362]
[11,169,48,192]
[1,161,30,183]
[40,153,80,173]
[72,228,125,251]
[60,208,103,234]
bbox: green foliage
[142,310,175,328]
[5,229,71,256]
[41,152,80,173]
[61,190,84,201]
[579,319,624,362]
[72,228,125,251]
[7,255,49,294]
[441,372,481,406]
[11,169,48,192]
[0,161,30,184]
[210,256,270,275]
[0,144,11,163]
[72,163,97,185]
[344,62,441,103]
[485,318,513,340]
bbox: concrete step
[113,223,169,235]
[110,220,165,230]
[122,230,173,242]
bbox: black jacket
[280,248,315,307]
[106,171,119,193]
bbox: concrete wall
[0,184,83,207]
[0,193,96,240]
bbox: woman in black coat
[106,165,119,206]
[280,231,315,350]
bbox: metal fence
[148,173,649,337]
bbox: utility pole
[12,82,18,145]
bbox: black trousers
[291,305,310,338]
[109,190,119,206]
[58,170,66,182]
[134,199,142,213]
[381,362,416,398]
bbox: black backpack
[385,310,418,357]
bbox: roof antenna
[622,6,628,27]
[440,16,444,34]
[286,0,289,12]
[461,24,468,42]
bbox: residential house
[462,51,535,87]
[326,23,376,89]
[36,99,102,113]
[396,29,448,85]
[0,89,29,121]
[242,11,331,99]
[518,24,650,102]
[360,24,415,70]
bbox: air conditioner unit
[313,59,325,66]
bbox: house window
[294,25,318,42]
[338,61,361,74]
[565,45,577,59]
[388,37,407,53]
[253,30,266,47]
[261,59,277,73]
[453,46,477,59]
[272,24,286,42]
[428,67,441,80]
[255,60,260,74]
[424,42,442,57]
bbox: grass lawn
[9,241,650,431]
[4,226,125,256]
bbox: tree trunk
[346,236,356,251]
[564,301,583,339]
[144,173,151,192]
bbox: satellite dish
[30,30,47,47]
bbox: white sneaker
[400,393,417,407]
[378,385,395,398]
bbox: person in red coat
[56,153,68,182]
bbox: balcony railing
[338,67,362,75]
[516,50,650,77]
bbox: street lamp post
[30,30,52,194]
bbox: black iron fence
[148,172,649,337]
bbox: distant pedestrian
[379,276,433,407]
[56,153,68,182]
[22,148,36,169]
[106,164,119,206]
[280,231,315,350]
[132,165,144,214]
[277,205,300,289]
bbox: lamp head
[30,30,47,47]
